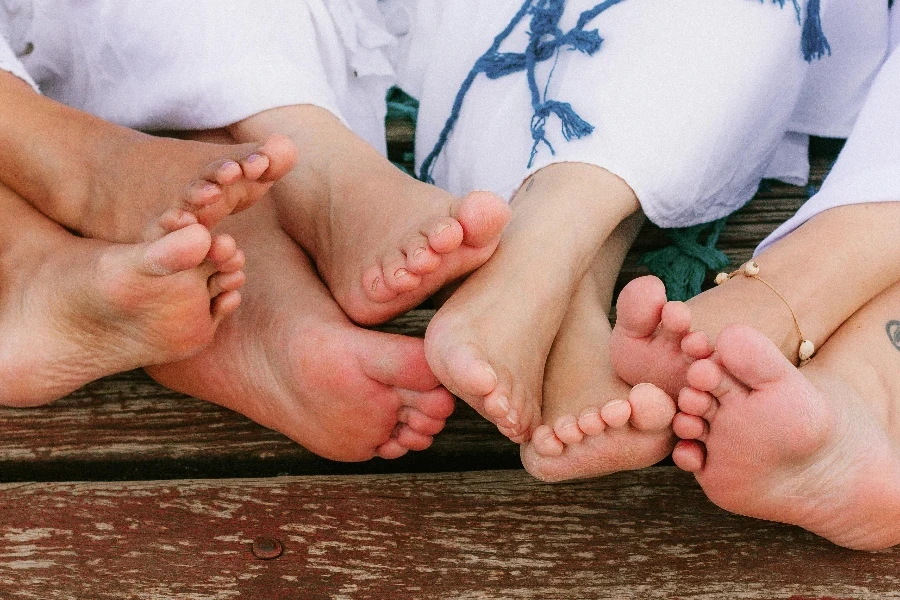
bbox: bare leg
[611,202,900,397]
[0,70,297,243]
[227,105,511,326]
[671,279,900,550]
[146,197,456,461]
[425,163,640,443]
[0,181,244,406]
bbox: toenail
[506,408,520,425]
[413,248,426,258]
[495,395,510,414]
[223,160,239,170]
[394,268,409,279]
[435,223,451,235]
[247,153,262,163]
[370,277,380,292]
[203,184,218,194]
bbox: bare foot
[519,216,676,481]
[672,323,900,550]
[610,275,714,397]
[425,164,640,443]
[0,71,297,243]
[146,200,456,461]
[0,183,244,406]
[228,105,511,326]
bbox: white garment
[393,0,878,228]
[0,0,37,91]
[757,16,900,255]
[2,0,395,154]
[0,0,891,230]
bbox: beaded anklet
[715,261,815,365]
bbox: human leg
[0,68,296,244]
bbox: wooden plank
[0,469,894,599]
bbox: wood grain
[0,469,893,600]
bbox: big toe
[716,324,798,388]
[455,191,511,248]
[141,223,212,276]
[614,275,668,338]
[628,383,677,431]
[257,133,298,182]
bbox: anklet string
[715,261,815,365]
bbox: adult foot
[672,323,900,550]
[146,200,456,461]
[0,74,297,243]
[230,105,510,325]
[0,185,244,406]
[519,220,676,481]
[425,164,640,443]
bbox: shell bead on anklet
[716,261,815,365]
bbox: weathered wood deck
[2,139,898,598]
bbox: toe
[687,359,747,400]
[599,399,632,428]
[424,217,464,255]
[382,250,421,293]
[257,133,298,182]
[361,264,398,303]
[672,413,708,441]
[140,224,212,276]
[211,290,242,326]
[375,439,409,460]
[217,249,246,274]
[672,439,706,472]
[209,160,243,186]
[207,234,238,266]
[614,276,667,338]
[455,190,511,248]
[531,425,565,457]
[577,408,605,436]
[677,387,716,418]
[399,406,446,436]
[660,301,692,337]
[208,270,246,297]
[185,181,222,208]
[716,324,798,388]
[628,383,676,431]
[154,208,199,236]
[682,330,714,360]
[403,234,441,275]
[239,152,270,181]
[396,426,434,451]
[553,415,585,445]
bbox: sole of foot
[0,215,244,406]
[146,204,457,461]
[671,324,900,551]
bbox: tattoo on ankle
[887,320,900,351]
[525,178,535,193]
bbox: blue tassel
[541,101,595,141]
[559,28,604,55]
[800,0,830,62]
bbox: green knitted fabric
[640,217,730,302]
[386,87,419,173]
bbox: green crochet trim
[640,217,730,302]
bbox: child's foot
[672,323,900,550]
[228,105,510,326]
[0,186,245,406]
[425,164,640,443]
[0,81,297,243]
[146,200,456,461]
[610,276,714,397]
[515,214,675,480]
